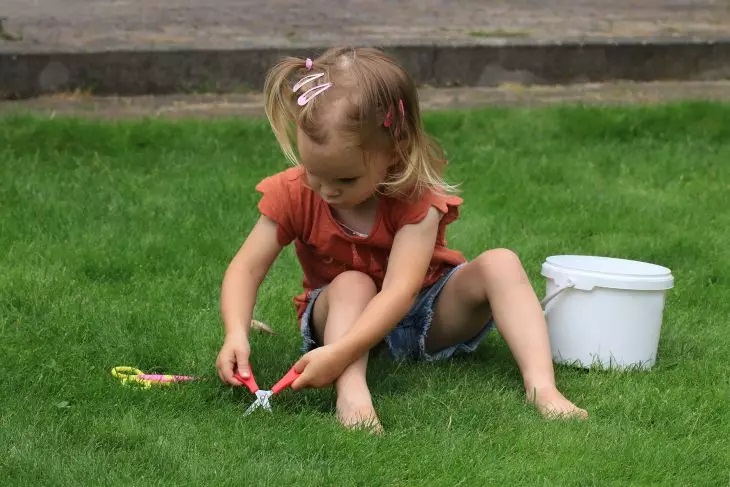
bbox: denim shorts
[299,264,494,361]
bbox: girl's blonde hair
[263,47,456,198]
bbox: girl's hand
[216,331,251,386]
[291,344,350,390]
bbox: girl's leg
[428,248,588,418]
[311,271,383,431]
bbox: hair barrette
[292,72,324,92]
[383,98,406,128]
[305,58,313,70]
[293,72,332,106]
[297,83,333,106]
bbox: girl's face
[296,126,392,210]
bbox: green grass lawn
[2,103,729,486]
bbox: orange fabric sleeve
[388,190,463,231]
[255,171,297,246]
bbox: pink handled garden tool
[111,366,197,389]
[234,366,301,416]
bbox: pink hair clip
[383,98,406,129]
[297,83,332,106]
[292,72,332,106]
[292,72,324,92]
[305,58,313,70]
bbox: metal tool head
[243,389,273,416]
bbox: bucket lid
[541,255,674,291]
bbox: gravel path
[1,0,729,53]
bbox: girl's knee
[329,271,378,300]
[475,248,525,281]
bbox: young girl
[216,47,587,431]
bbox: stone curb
[2,39,730,99]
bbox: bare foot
[527,386,588,420]
[336,396,384,434]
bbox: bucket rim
[541,255,674,291]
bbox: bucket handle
[540,279,575,312]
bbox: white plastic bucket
[541,255,674,370]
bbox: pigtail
[264,57,306,165]
[380,92,457,198]
[382,132,454,198]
